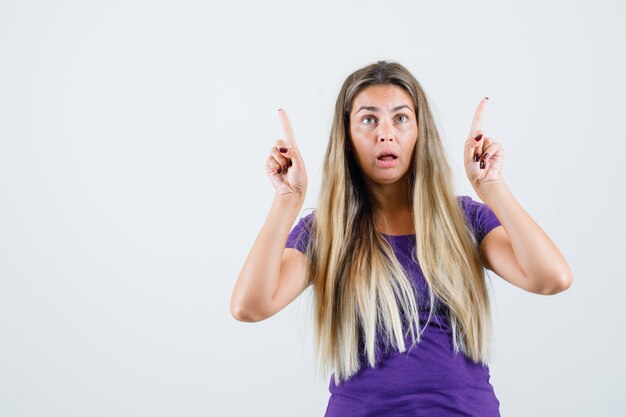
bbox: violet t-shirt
[285,195,503,417]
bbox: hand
[265,108,308,197]
[464,97,505,191]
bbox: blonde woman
[230,60,572,416]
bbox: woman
[230,60,573,416]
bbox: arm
[230,193,306,322]
[477,181,573,295]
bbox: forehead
[351,84,413,109]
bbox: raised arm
[230,108,310,322]
[464,98,573,295]
[230,194,308,322]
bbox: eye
[361,114,409,124]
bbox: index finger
[468,97,489,137]
[278,108,297,147]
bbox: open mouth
[377,154,398,161]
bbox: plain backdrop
[1,0,624,416]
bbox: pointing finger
[276,108,305,171]
[468,97,489,138]
[278,108,298,149]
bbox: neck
[364,173,414,234]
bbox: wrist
[475,180,508,203]
[274,192,306,206]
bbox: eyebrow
[354,104,414,115]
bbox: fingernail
[277,167,282,174]
[279,147,288,153]
[474,134,483,141]
[278,108,283,112]
[485,97,489,100]
[480,161,485,169]
[483,153,489,159]
[473,154,480,162]
[288,159,293,167]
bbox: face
[348,84,418,186]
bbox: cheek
[350,125,366,137]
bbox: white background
[1,0,624,416]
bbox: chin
[368,171,407,184]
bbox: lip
[375,156,399,168]
[375,150,399,159]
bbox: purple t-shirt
[285,195,503,417]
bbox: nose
[377,119,394,142]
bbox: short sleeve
[285,211,315,255]
[458,195,502,244]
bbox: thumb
[276,139,304,169]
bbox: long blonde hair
[301,60,494,386]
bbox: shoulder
[286,209,319,255]
[456,194,473,207]
[455,194,501,244]
[296,209,316,229]
[287,209,316,247]
[456,194,488,215]
[456,194,474,215]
